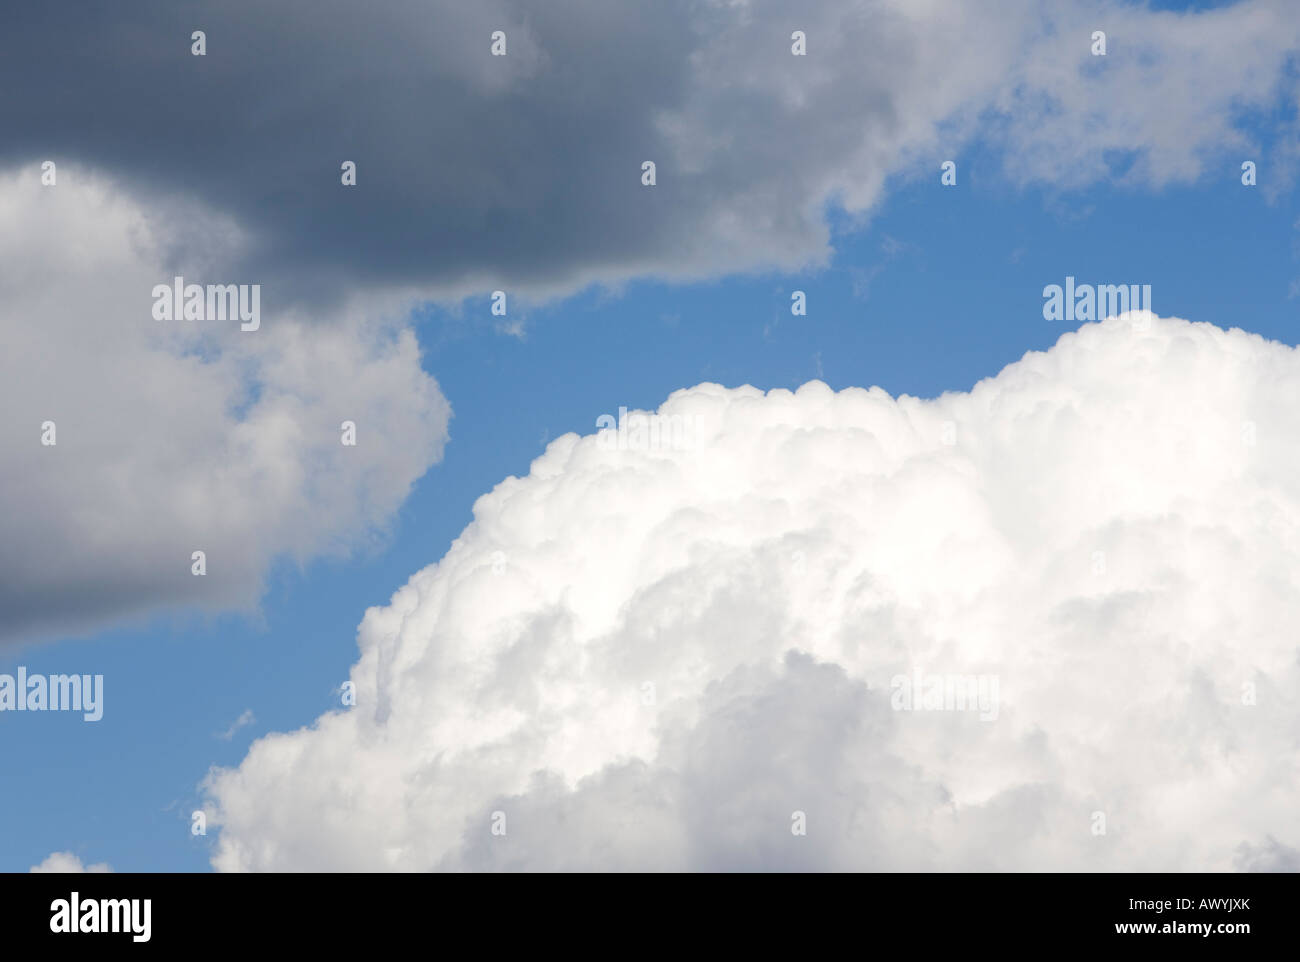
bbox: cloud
[1,1,1294,303]
[0,165,451,645]
[206,312,1300,871]
[218,709,256,741]
[1234,835,1300,871]
[30,852,113,873]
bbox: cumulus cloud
[0,166,450,644]
[206,312,1300,871]
[1,1,1294,302]
[30,852,112,873]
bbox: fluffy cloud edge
[203,311,1300,871]
[30,852,113,874]
[0,163,452,645]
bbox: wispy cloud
[217,709,256,742]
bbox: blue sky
[4,143,1294,871]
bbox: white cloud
[218,709,256,741]
[0,165,451,644]
[31,852,112,873]
[206,312,1300,871]
[986,0,1300,189]
[648,0,1300,281]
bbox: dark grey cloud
[7,1,1293,307]
[1,0,701,302]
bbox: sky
[2,0,1299,872]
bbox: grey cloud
[0,0,697,303]
[0,168,451,646]
[4,1,1295,306]
[1234,836,1300,872]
